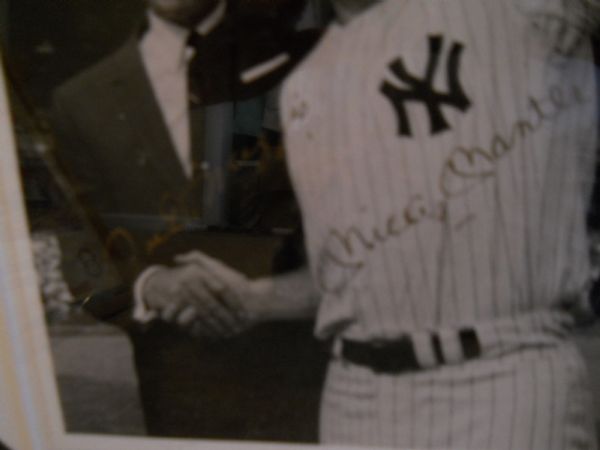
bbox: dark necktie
[187,31,205,109]
[186,31,206,218]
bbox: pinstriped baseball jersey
[319,340,597,449]
[281,0,598,341]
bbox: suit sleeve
[50,88,141,326]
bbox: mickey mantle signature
[315,83,588,296]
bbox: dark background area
[6,0,145,109]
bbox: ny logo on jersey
[381,35,471,137]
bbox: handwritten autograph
[315,83,587,296]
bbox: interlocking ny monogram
[381,35,471,137]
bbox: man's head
[145,0,222,27]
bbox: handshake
[141,251,269,339]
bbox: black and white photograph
[1,0,600,449]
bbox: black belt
[341,328,481,374]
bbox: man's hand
[176,251,319,323]
[174,251,265,325]
[142,263,249,338]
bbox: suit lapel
[107,39,188,188]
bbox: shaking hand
[143,262,249,339]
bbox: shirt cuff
[132,265,164,323]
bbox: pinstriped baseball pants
[320,342,597,449]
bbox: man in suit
[52,0,327,439]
